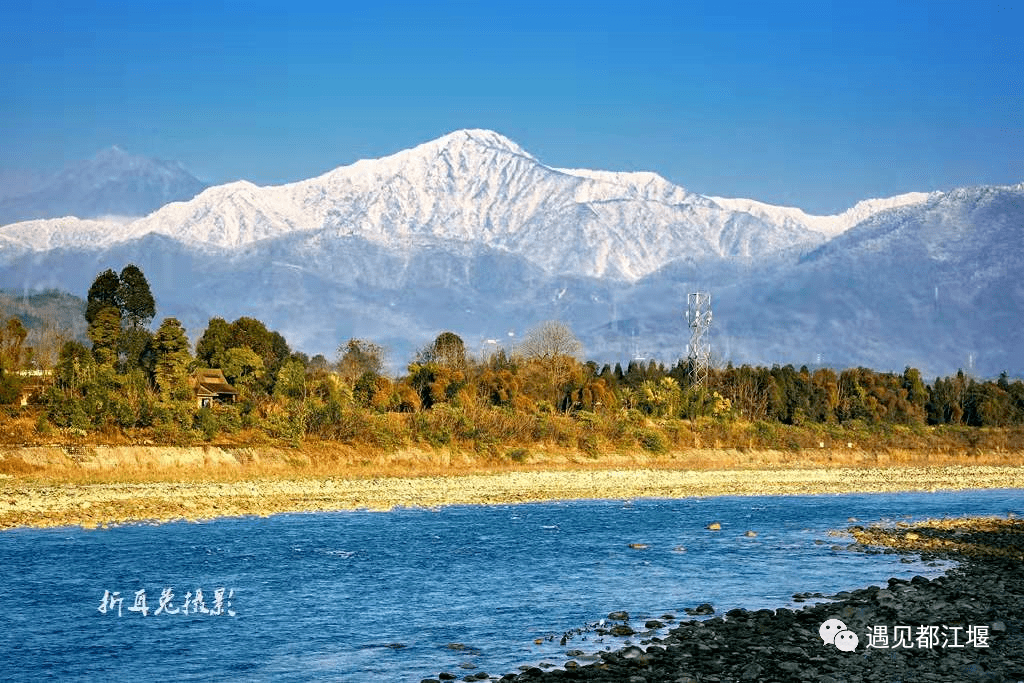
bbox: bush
[506,447,529,462]
[637,427,668,454]
[35,412,52,436]
[195,406,219,441]
[577,431,600,458]
[44,388,90,430]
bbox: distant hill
[0,289,87,367]
[0,147,207,225]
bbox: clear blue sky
[1,0,1021,214]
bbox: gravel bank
[2,465,1024,530]
[460,516,1024,683]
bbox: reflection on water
[0,489,1021,682]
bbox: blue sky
[1,0,1021,214]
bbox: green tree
[0,317,28,371]
[153,318,192,400]
[119,326,154,374]
[420,331,467,369]
[55,340,96,393]
[116,264,156,328]
[85,269,121,326]
[222,346,266,403]
[273,357,307,401]
[87,306,122,366]
[196,317,232,368]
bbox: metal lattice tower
[686,292,712,389]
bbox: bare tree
[516,321,582,361]
[517,321,583,410]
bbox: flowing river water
[1,489,1022,682]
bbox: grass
[2,405,1024,487]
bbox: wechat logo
[820,618,859,652]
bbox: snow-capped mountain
[2,129,843,280]
[0,130,1020,376]
[0,146,207,225]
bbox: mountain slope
[1,130,834,281]
[0,147,207,225]
[710,191,937,238]
[0,132,1020,376]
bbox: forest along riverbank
[2,464,1024,530]
[468,516,1023,683]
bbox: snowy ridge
[0,130,981,281]
[0,216,126,251]
[710,192,936,238]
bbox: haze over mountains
[0,146,207,226]
[0,130,1020,377]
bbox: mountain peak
[0,147,207,225]
[429,128,533,159]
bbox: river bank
[479,516,1024,683]
[1,442,1023,529]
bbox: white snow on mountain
[0,216,124,251]
[709,191,937,238]
[0,128,923,281]
[0,132,1020,376]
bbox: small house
[191,369,238,408]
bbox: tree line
[4,265,1024,443]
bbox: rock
[439,674,457,681]
[684,603,714,615]
[672,545,686,552]
[744,530,757,537]
[628,543,649,549]
[706,522,722,530]
[610,624,635,636]
[645,619,664,629]
[608,610,629,621]
[740,662,762,680]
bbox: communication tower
[686,292,712,388]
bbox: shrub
[195,406,219,441]
[506,447,529,462]
[637,427,668,454]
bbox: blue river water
[1,488,1022,682]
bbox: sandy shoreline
[3,464,1024,530]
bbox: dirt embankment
[2,444,1023,531]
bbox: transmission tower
[686,292,712,389]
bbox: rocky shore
[423,516,1023,683]
[3,464,1024,530]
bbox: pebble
[499,516,1024,682]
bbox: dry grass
[1,439,1022,488]
[3,404,1024,486]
